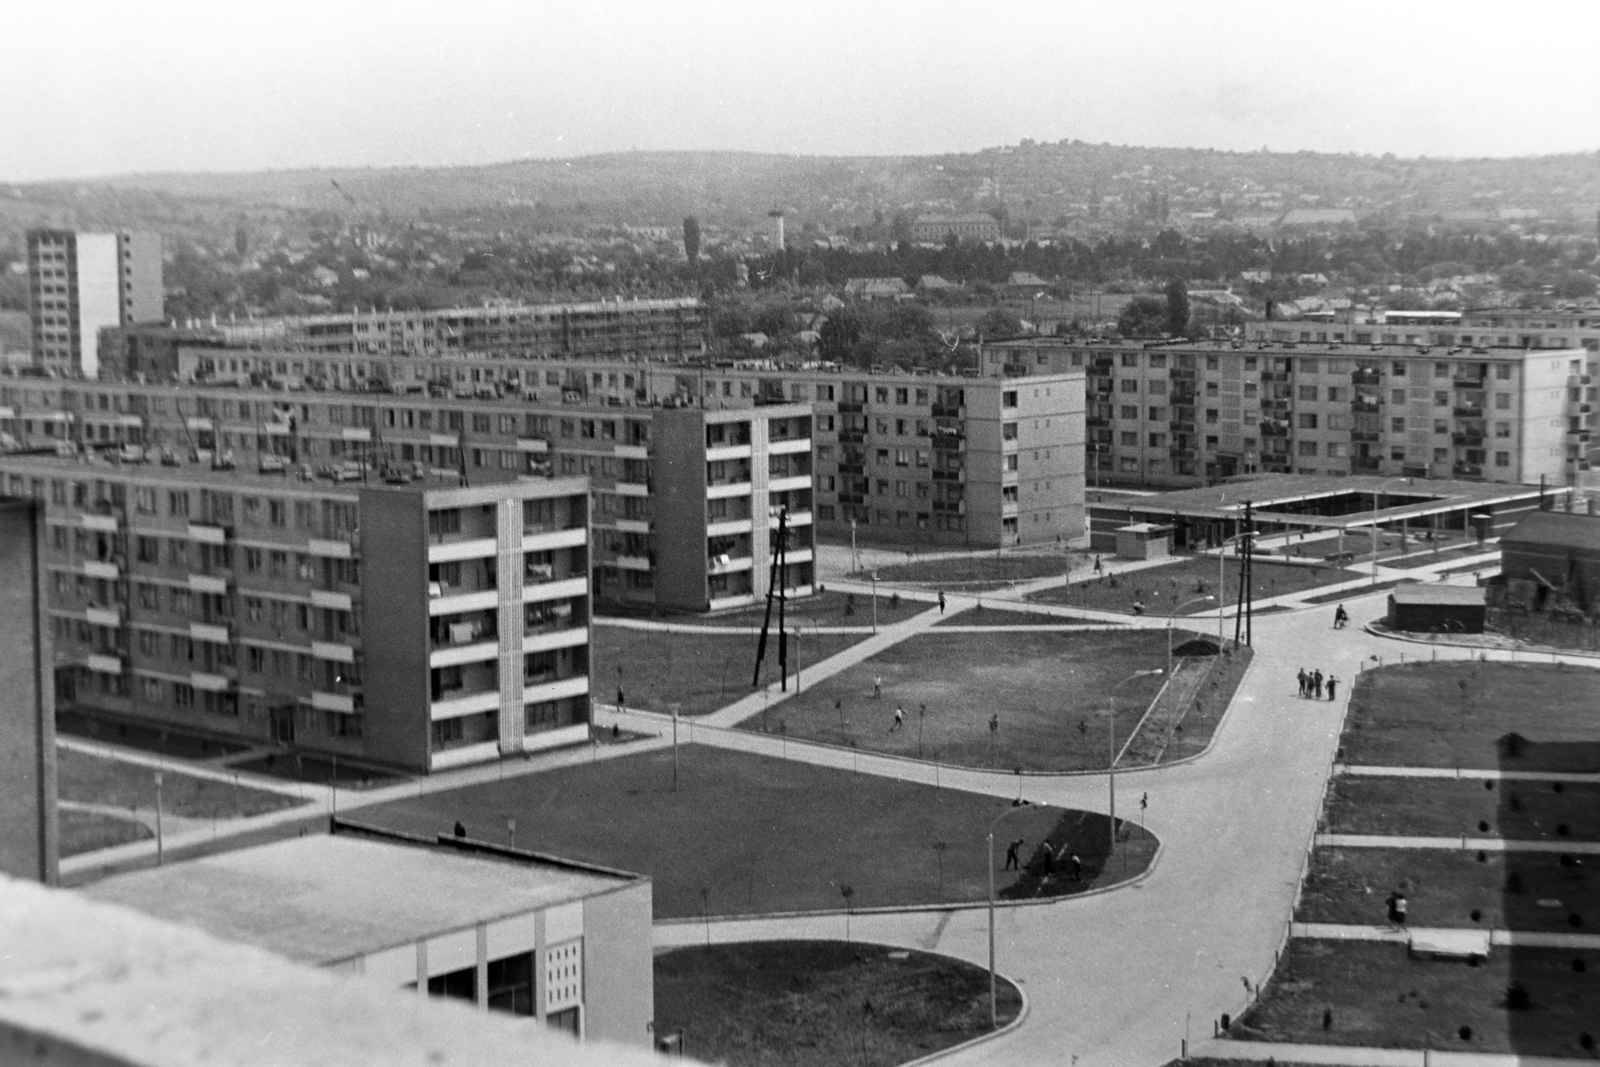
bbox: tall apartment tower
[27,230,163,378]
[0,497,58,884]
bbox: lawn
[736,630,1179,772]
[1229,940,1600,1058]
[868,553,1080,586]
[1297,847,1598,934]
[1340,663,1600,771]
[56,748,305,819]
[1027,556,1359,614]
[58,808,152,856]
[1325,776,1600,841]
[934,606,1103,627]
[355,746,1155,919]
[688,589,928,630]
[592,623,871,717]
[654,941,1022,1067]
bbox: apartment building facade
[0,380,813,615]
[100,296,705,382]
[641,367,1085,548]
[27,229,163,378]
[984,338,1586,489]
[0,454,592,773]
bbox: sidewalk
[1293,921,1600,951]
[1339,765,1600,784]
[1192,1038,1598,1066]
[1316,833,1600,855]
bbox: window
[1298,440,1318,456]
[1391,389,1406,405]
[1120,380,1139,393]
[1001,390,1017,408]
[1495,451,1511,467]
[1204,409,1219,424]
[1494,422,1511,439]
[1148,407,1165,421]
[1120,431,1138,446]
[1326,386,1346,402]
[1298,414,1318,430]
[1495,364,1512,380]
[1391,417,1406,433]
[168,491,190,518]
[1148,433,1166,448]
[1434,391,1449,407]
[1002,422,1018,440]
[1494,393,1511,410]
[1298,385,1318,401]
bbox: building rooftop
[1390,584,1486,606]
[1501,509,1600,553]
[83,831,639,966]
[983,337,1589,358]
[0,450,548,495]
[1090,474,1564,526]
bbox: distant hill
[3,143,1596,247]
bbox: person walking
[1334,604,1349,629]
[1069,853,1083,882]
[1093,555,1103,576]
[873,674,882,700]
[1386,890,1408,927]
[937,590,946,613]
[1004,838,1023,871]
[1313,670,1324,699]
[1297,668,1308,698]
[1326,675,1338,701]
[891,706,904,731]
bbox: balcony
[707,554,754,575]
[1451,433,1484,447]
[190,670,236,693]
[523,575,587,604]
[311,640,356,664]
[428,537,498,564]
[189,621,230,644]
[85,653,124,675]
[1452,376,1484,389]
[1452,462,1484,478]
[81,513,119,533]
[522,674,588,707]
[523,625,587,655]
[767,436,811,456]
[310,588,354,611]
[521,525,586,553]
[429,688,499,721]
[187,523,229,545]
[768,473,811,494]
[188,573,229,595]
[705,442,754,462]
[83,560,120,580]
[312,688,361,714]
[1452,406,1484,418]
[706,480,753,500]
[613,554,652,571]
[614,481,650,497]
[84,606,122,628]
[307,537,355,559]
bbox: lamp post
[1169,596,1215,674]
[987,799,1033,1030]
[153,771,164,866]
[1108,668,1164,858]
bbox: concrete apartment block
[0,453,592,774]
[27,229,163,378]
[0,497,57,885]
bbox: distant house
[1005,271,1051,289]
[844,277,911,302]
[918,274,959,291]
[910,214,1001,243]
[311,266,339,288]
[1240,270,1273,283]
[1187,288,1245,309]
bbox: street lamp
[987,799,1033,1030]
[1108,668,1164,858]
[1169,596,1215,674]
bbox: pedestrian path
[595,616,885,635]
[1293,922,1600,951]
[1191,1037,1598,1066]
[1317,833,1600,855]
[694,599,972,728]
[57,799,214,838]
[1338,765,1600,784]
[57,736,315,799]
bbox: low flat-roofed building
[1387,583,1487,633]
[1086,473,1564,553]
[83,824,653,1047]
[1499,508,1600,610]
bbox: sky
[4,0,1597,183]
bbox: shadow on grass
[654,940,1021,1067]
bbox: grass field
[1325,776,1600,841]
[58,808,152,856]
[1340,663,1600,771]
[227,751,404,788]
[868,553,1080,586]
[687,589,927,630]
[736,630,1179,771]
[1297,847,1598,934]
[1229,940,1600,1058]
[355,746,1154,918]
[1027,557,1359,615]
[934,606,1103,627]
[654,941,1022,1067]
[592,623,870,717]
[57,748,304,819]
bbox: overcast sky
[5,0,1597,182]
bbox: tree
[1164,278,1189,337]
[682,216,701,265]
[978,307,1023,337]
[818,308,864,363]
[1117,296,1169,338]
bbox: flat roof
[1390,584,1486,606]
[83,834,637,965]
[1090,474,1562,526]
[1502,510,1600,553]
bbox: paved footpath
[1317,833,1600,855]
[1293,922,1600,951]
[1190,1037,1598,1065]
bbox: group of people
[1297,667,1339,701]
[1004,838,1083,881]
